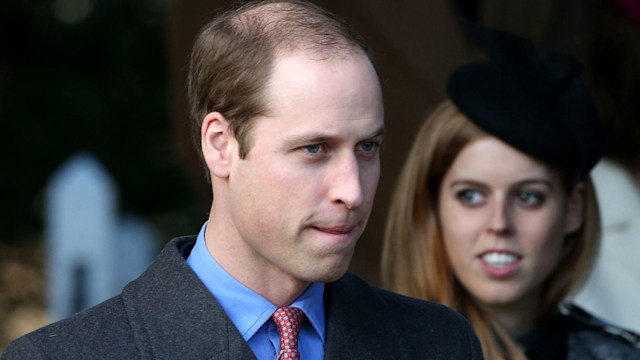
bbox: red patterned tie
[272,307,304,360]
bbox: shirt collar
[186,222,326,343]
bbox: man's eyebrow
[283,125,386,146]
[369,125,386,139]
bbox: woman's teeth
[482,252,517,267]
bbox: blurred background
[1,0,638,350]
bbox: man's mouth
[313,225,354,234]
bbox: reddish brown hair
[382,100,600,359]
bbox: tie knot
[272,307,304,359]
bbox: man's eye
[456,190,484,205]
[360,141,377,152]
[302,144,323,154]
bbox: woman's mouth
[481,252,518,267]
[478,250,522,278]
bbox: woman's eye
[456,190,484,205]
[516,191,544,207]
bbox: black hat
[447,27,605,183]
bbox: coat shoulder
[370,279,477,335]
[328,272,484,359]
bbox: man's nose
[329,154,364,210]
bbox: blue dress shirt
[187,222,326,360]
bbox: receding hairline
[187,0,376,164]
[226,0,373,61]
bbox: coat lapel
[121,236,256,360]
[119,239,408,359]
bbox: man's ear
[564,182,585,235]
[201,111,236,179]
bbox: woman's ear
[201,111,236,179]
[564,182,585,235]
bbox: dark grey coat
[1,236,483,359]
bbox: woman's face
[437,136,582,310]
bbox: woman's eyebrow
[448,179,488,189]
[512,179,555,189]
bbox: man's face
[226,51,384,285]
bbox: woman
[382,49,640,359]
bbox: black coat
[519,304,640,359]
[1,236,483,359]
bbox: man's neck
[204,213,310,307]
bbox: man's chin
[303,261,351,283]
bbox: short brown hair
[381,100,600,360]
[187,0,374,177]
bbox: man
[1,1,482,358]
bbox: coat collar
[121,236,256,359]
